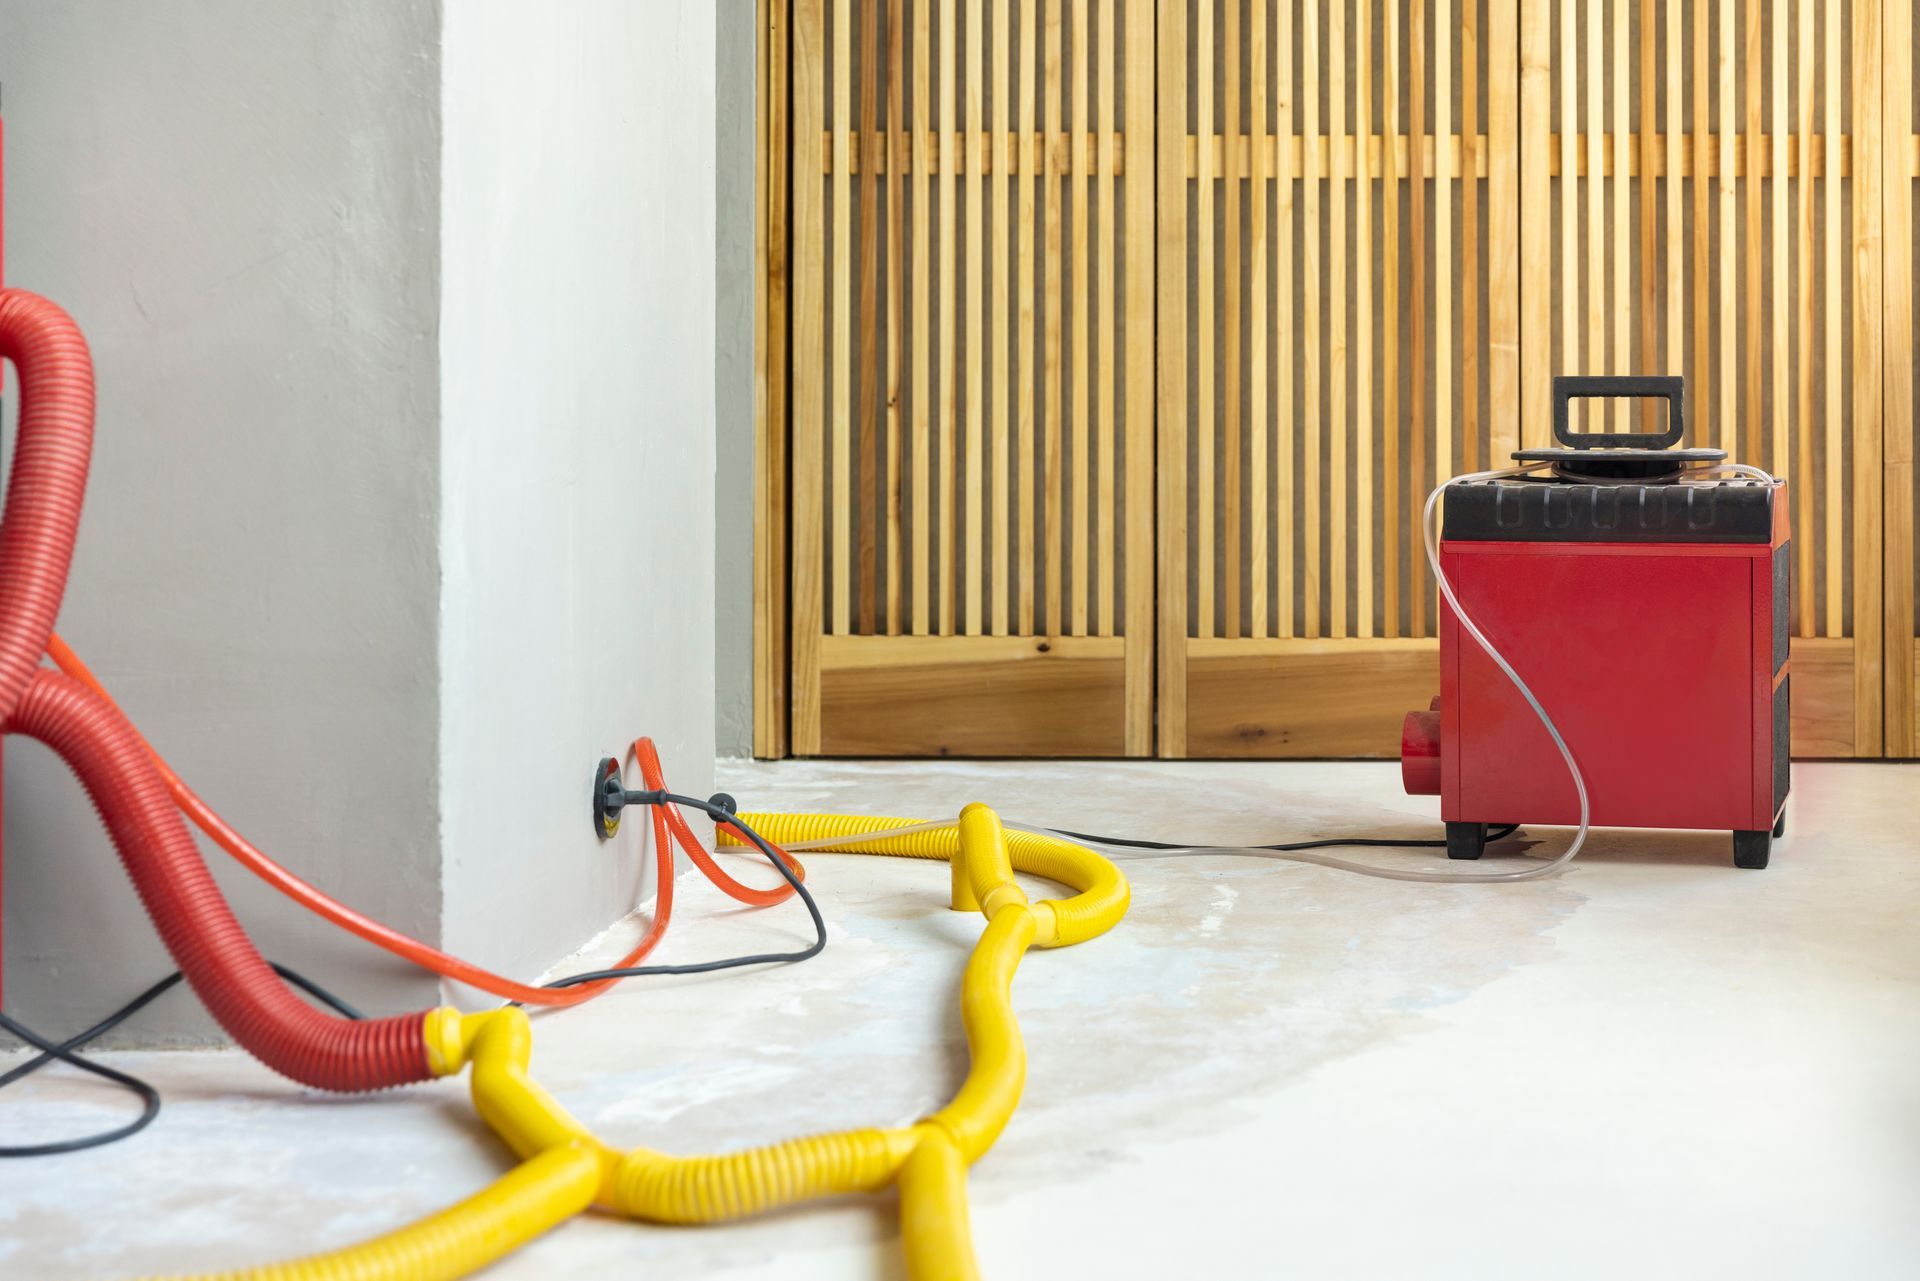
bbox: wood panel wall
[763,0,1920,760]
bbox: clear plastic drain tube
[776,462,1779,884]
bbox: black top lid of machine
[1510,374,1725,481]
[1445,375,1776,544]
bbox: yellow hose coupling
[424,1006,470,1077]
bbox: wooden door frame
[1880,0,1917,756]
[770,0,1159,758]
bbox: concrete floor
[2,759,1916,1279]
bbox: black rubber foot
[1771,811,1786,839]
[1446,821,1488,861]
[1733,829,1771,870]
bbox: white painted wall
[439,1,718,977]
[0,0,446,1039]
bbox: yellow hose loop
[956,803,1027,919]
[733,812,1129,948]
[611,1127,917,1224]
[928,905,1033,1162]
[156,805,1127,1281]
[138,1145,602,1281]
[898,1127,979,1281]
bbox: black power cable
[1048,823,1523,854]
[2,796,819,1149]
[540,795,826,991]
[0,963,362,1158]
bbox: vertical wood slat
[1519,0,1550,450]
[832,0,854,636]
[1406,0,1424,636]
[1718,0,1736,451]
[912,0,933,636]
[1329,2,1349,639]
[1854,0,1886,754]
[990,0,1011,636]
[885,0,905,636]
[1070,0,1092,635]
[1195,0,1215,640]
[1222,0,1243,640]
[964,0,985,635]
[1488,0,1520,461]
[1303,0,1324,637]
[1609,0,1628,431]
[1877,0,1910,754]
[1821,0,1840,637]
[1638,0,1657,430]
[856,0,880,633]
[1584,0,1605,425]
[1793,0,1814,638]
[1383,0,1402,637]
[1017,0,1038,635]
[1096,0,1117,636]
[938,0,957,634]
[1356,0,1375,638]
[1043,0,1064,635]
[1742,0,1763,464]
[1693,0,1713,448]
[791,0,827,752]
[1459,0,1478,473]
[1249,0,1270,639]
[1123,0,1156,753]
[1663,0,1682,380]
[1768,0,1788,496]
[1559,0,1577,414]
[1276,0,1297,640]
[1434,0,1453,499]
[1157,0,1190,753]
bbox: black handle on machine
[1550,374,1685,450]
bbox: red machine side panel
[1441,541,1767,832]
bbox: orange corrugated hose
[632,735,804,906]
[44,633,800,1007]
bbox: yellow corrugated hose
[136,804,1127,1281]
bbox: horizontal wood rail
[820,131,1127,175]
[1179,133,1853,181]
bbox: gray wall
[715,0,757,758]
[0,1,447,1037]
[0,0,723,1038]
[438,0,717,979]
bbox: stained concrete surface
[1,759,1915,1278]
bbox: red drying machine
[1402,375,1791,870]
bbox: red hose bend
[0,290,94,723]
[0,288,428,1092]
[14,671,429,1089]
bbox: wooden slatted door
[1512,0,1886,758]
[786,0,1156,755]
[1157,0,1893,760]
[1158,0,1522,756]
